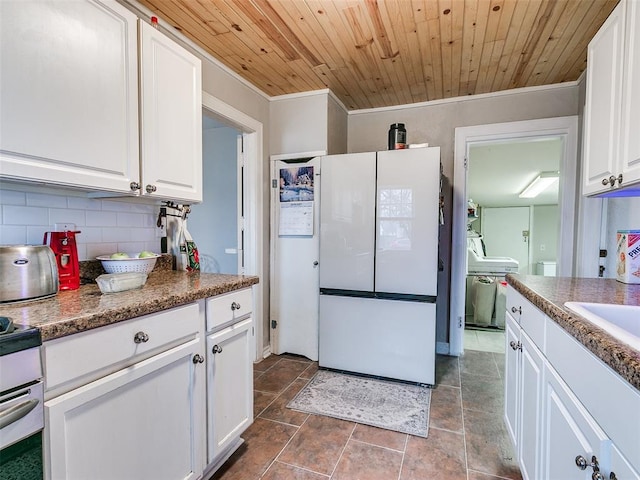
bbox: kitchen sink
[564,302,640,352]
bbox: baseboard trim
[436,342,450,355]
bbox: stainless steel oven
[0,318,43,480]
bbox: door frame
[202,92,264,362]
[450,116,579,356]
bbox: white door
[318,295,436,384]
[207,318,253,463]
[139,20,202,202]
[504,313,520,450]
[543,365,610,480]
[319,152,377,291]
[45,339,205,480]
[519,331,544,480]
[270,157,321,360]
[0,0,139,193]
[621,0,640,187]
[583,1,624,195]
[482,206,531,274]
[376,148,440,296]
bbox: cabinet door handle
[134,331,149,344]
[509,340,522,352]
[575,455,603,476]
[192,354,204,364]
[610,472,618,479]
[617,173,623,186]
[145,184,157,194]
[231,302,241,311]
[601,175,617,187]
[130,181,141,192]
[212,344,223,354]
[576,455,589,470]
[511,306,522,315]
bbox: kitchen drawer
[206,288,252,332]
[44,302,201,396]
[506,286,546,348]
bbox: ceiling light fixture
[519,171,559,198]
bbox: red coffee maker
[44,223,81,290]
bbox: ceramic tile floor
[464,328,506,354]
[209,351,521,480]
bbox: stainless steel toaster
[0,245,59,303]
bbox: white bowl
[97,253,160,274]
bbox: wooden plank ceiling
[137,0,618,110]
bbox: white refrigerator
[318,147,440,385]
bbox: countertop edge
[506,274,640,392]
[1,273,259,342]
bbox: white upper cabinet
[139,20,202,202]
[0,1,203,203]
[583,0,640,195]
[0,0,140,192]
[621,0,640,185]
[582,1,624,195]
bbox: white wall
[269,93,329,155]
[327,93,348,154]
[348,84,580,344]
[0,186,158,260]
[189,125,239,274]
[531,205,559,265]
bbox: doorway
[450,116,579,356]
[189,113,242,275]
[195,92,265,362]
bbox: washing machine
[466,233,519,329]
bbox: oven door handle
[0,399,39,429]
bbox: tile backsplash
[0,186,160,260]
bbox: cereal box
[616,230,640,284]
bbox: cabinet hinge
[458,316,463,328]
[464,157,468,169]
[272,179,277,188]
[271,319,277,329]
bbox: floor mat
[287,369,431,437]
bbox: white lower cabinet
[612,445,640,479]
[204,288,254,475]
[504,312,544,480]
[543,365,609,480]
[43,303,206,480]
[206,318,253,467]
[505,286,640,480]
[42,290,256,480]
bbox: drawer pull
[231,302,241,311]
[134,331,149,344]
[511,306,522,315]
[192,354,204,364]
[212,344,223,354]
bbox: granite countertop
[506,274,640,391]
[0,258,258,341]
